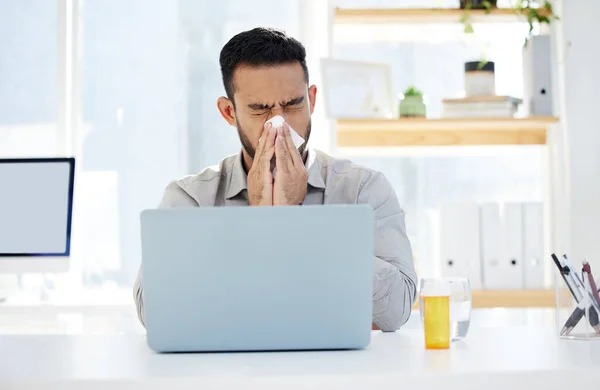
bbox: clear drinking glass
[420,277,472,341]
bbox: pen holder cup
[555,273,600,340]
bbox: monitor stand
[0,273,59,305]
[0,256,69,304]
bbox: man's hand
[248,123,276,206]
[273,123,308,206]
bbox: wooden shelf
[336,117,558,147]
[335,7,552,25]
[412,289,569,309]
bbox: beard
[236,118,312,161]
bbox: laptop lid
[140,205,374,352]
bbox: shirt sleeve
[133,181,198,327]
[358,171,418,332]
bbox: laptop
[140,205,374,353]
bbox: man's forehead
[232,63,306,101]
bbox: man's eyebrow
[247,96,304,111]
[281,96,304,107]
[247,103,274,110]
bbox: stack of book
[441,96,522,118]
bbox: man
[134,27,417,332]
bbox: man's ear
[217,96,236,126]
[308,85,317,114]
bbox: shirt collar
[225,149,326,200]
[225,153,247,200]
[305,149,326,190]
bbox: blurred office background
[0,0,598,317]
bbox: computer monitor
[0,158,75,273]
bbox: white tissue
[266,115,285,128]
[264,116,306,179]
[265,115,305,149]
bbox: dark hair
[219,27,309,103]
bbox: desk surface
[0,297,559,335]
[1,327,599,390]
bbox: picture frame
[320,58,395,119]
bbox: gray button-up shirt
[134,149,417,332]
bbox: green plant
[460,0,559,46]
[460,0,496,9]
[399,86,426,117]
[515,0,559,46]
[476,58,489,70]
[403,86,424,97]
[460,0,494,34]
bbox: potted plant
[399,86,426,118]
[515,0,559,45]
[460,0,558,44]
[459,0,497,10]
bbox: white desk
[1,326,599,390]
[0,294,559,335]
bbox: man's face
[218,63,317,160]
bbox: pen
[562,254,587,303]
[559,259,600,336]
[582,261,600,306]
[551,254,582,303]
[590,305,600,333]
[585,278,600,334]
[554,254,600,335]
[560,304,585,336]
[560,297,600,336]
[566,255,600,314]
[582,261,600,333]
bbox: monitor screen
[0,158,75,257]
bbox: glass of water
[420,277,471,341]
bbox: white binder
[502,203,525,289]
[522,202,545,289]
[481,203,524,289]
[480,203,502,289]
[440,203,482,289]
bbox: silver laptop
[140,205,374,353]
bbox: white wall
[0,0,58,157]
[297,0,335,153]
[181,0,300,173]
[0,126,59,157]
[78,0,188,284]
[559,0,600,267]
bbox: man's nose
[267,109,286,120]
